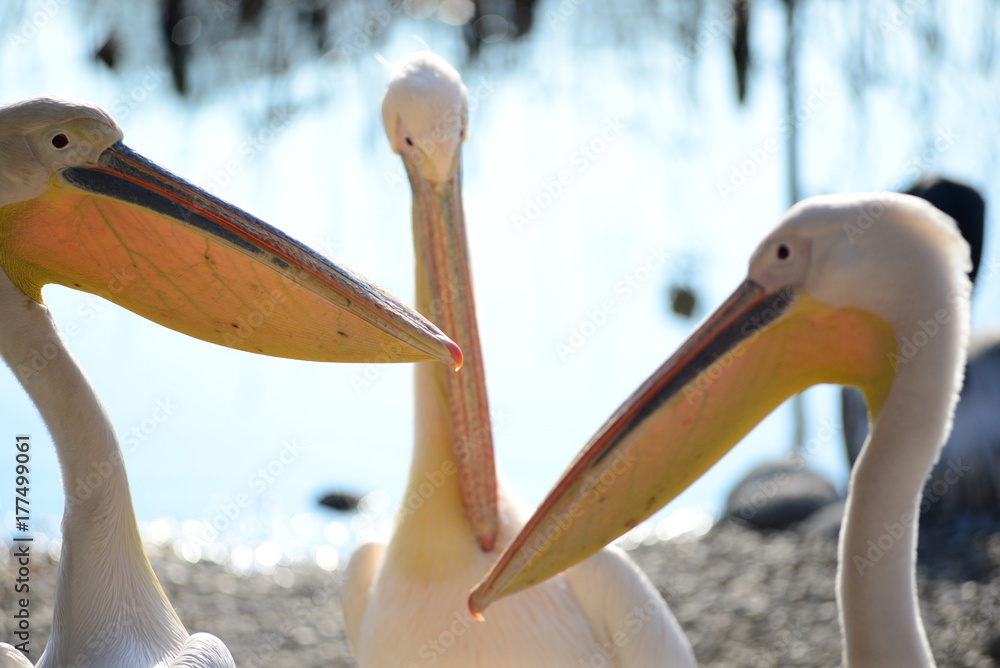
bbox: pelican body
[472,193,970,667]
[0,96,458,668]
[340,52,695,667]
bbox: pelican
[340,51,696,667]
[0,96,459,668]
[471,193,971,667]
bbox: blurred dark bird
[318,491,362,512]
[669,283,699,319]
[723,461,838,530]
[908,177,984,284]
[94,32,120,70]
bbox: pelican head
[382,51,468,184]
[471,193,971,615]
[0,95,461,366]
[0,97,120,201]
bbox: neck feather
[0,270,186,663]
[387,166,498,574]
[839,300,966,667]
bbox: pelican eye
[776,243,790,260]
[405,136,414,147]
[51,133,70,149]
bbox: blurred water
[1,0,999,572]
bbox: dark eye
[776,243,790,260]
[51,133,70,149]
[405,136,414,147]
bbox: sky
[1,0,998,569]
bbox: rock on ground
[3,521,1000,667]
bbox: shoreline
[3,521,999,666]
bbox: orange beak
[469,280,898,616]
[0,141,461,367]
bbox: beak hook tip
[446,338,464,370]
[468,593,487,621]
[476,529,496,553]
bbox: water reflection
[1,0,998,558]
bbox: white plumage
[0,232,234,668]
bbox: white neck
[838,310,965,667]
[392,254,480,563]
[0,270,186,666]
[386,169,498,577]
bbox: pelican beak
[406,154,498,552]
[469,279,898,616]
[0,141,461,367]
